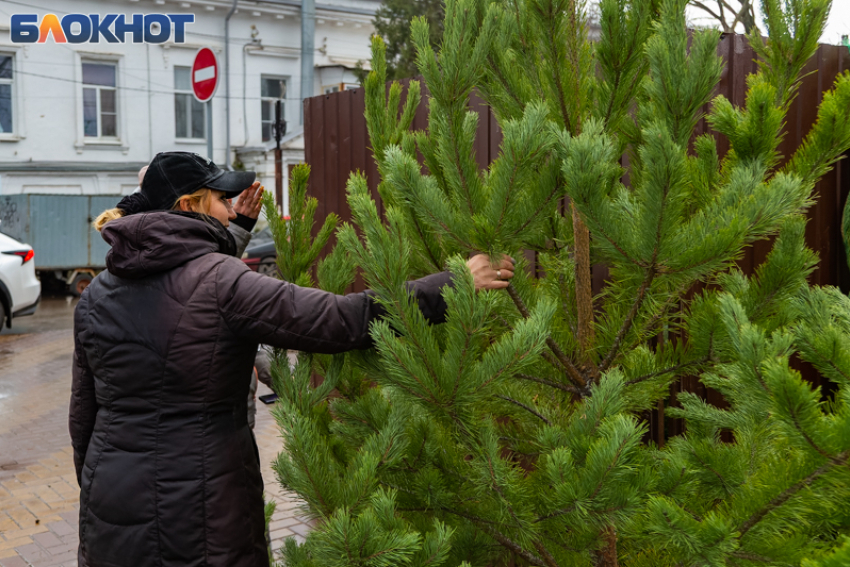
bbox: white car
[0,231,41,330]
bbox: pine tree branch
[601,20,645,130]
[536,433,633,522]
[599,267,656,372]
[622,281,690,357]
[689,449,735,496]
[730,551,773,563]
[506,284,587,389]
[401,502,551,567]
[516,373,582,395]
[737,452,848,539]
[625,356,710,386]
[300,454,331,514]
[661,467,687,497]
[401,433,428,471]
[452,333,473,400]
[413,194,468,248]
[486,54,526,114]
[750,361,769,392]
[535,0,572,133]
[601,146,678,373]
[591,222,648,268]
[484,455,528,532]
[498,314,578,378]
[542,349,571,374]
[786,401,841,463]
[386,347,439,404]
[484,525,549,567]
[333,408,381,434]
[409,211,443,271]
[507,177,565,240]
[794,336,850,383]
[497,150,531,230]
[495,394,552,425]
[534,540,561,567]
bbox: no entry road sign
[192,47,218,103]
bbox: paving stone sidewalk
[0,324,312,567]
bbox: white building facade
[0,0,377,213]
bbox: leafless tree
[689,0,760,33]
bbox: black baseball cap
[140,152,256,211]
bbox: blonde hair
[93,208,126,232]
[93,188,214,232]
[173,188,214,216]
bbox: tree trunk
[594,525,619,567]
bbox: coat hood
[102,211,237,279]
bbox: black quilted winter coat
[69,211,451,567]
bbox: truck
[0,194,119,296]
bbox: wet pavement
[0,298,311,566]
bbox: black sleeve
[217,258,453,354]
[231,214,257,232]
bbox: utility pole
[273,99,287,211]
[300,0,315,124]
[224,0,238,169]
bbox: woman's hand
[234,182,264,219]
[467,254,515,290]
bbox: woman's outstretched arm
[216,254,514,354]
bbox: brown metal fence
[304,34,850,443]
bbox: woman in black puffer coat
[69,152,515,567]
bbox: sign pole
[206,101,213,161]
[274,99,284,211]
[191,47,219,161]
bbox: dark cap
[117,152,256,215]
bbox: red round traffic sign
[192,47,219,103]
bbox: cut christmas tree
[265,0,850,564]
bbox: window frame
[81,61,118,140]
[73,51,125,152]
[0,53,15,136]
[173,65,206,142]
[260,75,287,143]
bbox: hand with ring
[466,254,516,291]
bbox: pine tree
[267,0,850,564]
[369,0,445,81]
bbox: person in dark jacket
[70,151,515,567]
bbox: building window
[0,55,14,134]
[82,62,117,138]
[261,76,286,142]
[174,66,205,139]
